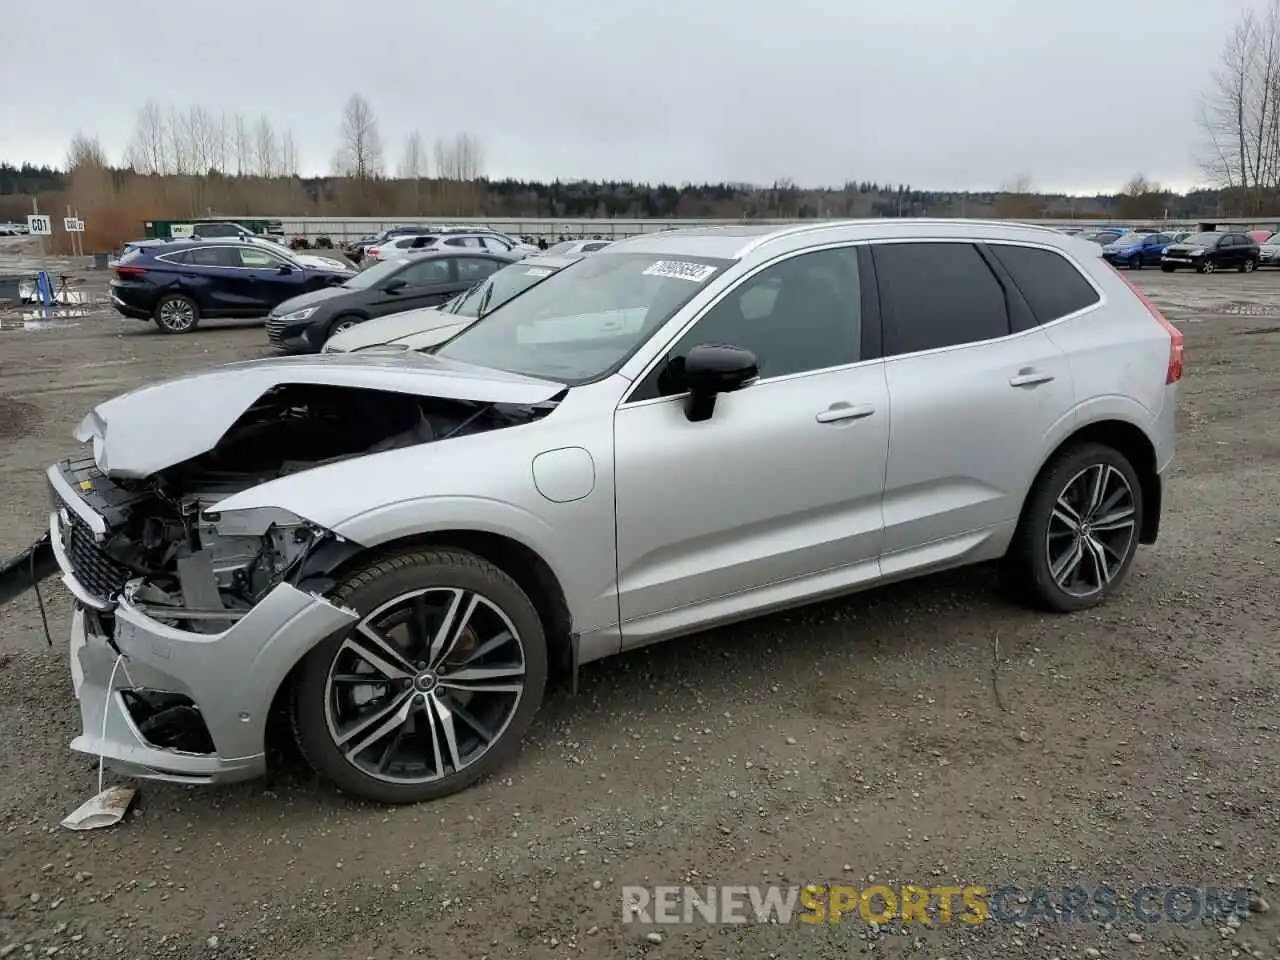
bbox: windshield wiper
[477,282,496,317]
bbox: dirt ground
[0,264,1278,960]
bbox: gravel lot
[0,264,1278,960]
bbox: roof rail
[735,217,1068,257]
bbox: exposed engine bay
[53,384,557,632]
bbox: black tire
[1001,442,1144,613]
[1198,261,1215,274]
[1241,257,1257,273]
[152,293,200,334]
[291,548,547,804]
[324,314,363,347]
[1160,264,1176,273]
[1130,254,1142,270]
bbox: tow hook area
[0,531,57,607]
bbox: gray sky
[0,0,1247,193]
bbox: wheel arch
[1020,417,1161,546]
[266,527,575,741]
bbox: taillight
[114,266,148,276]
[367,247,380,258]
[1110,265,1183,384]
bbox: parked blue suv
[1101,231,1176,270]
[110,239,353,333]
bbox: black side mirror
[670,344,758,422]
[277,264,292,274]
[383,278,407,294]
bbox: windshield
[340,258,408,290]
[435,252,734,383]
[1180,233,1220,247]
[446,261,563,318]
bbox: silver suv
[7,220,1182,805]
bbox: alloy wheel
[158,299,196,331]
[1202,261,1216,274]
[333,319,358,334]
[323,587,527,785]
[1045,463,1137,599]
[1245,258,1257,273]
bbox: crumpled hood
[74,353,565,479]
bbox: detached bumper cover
[70,583,357,784]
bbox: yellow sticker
[79,480,93,491]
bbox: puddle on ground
[15,281,89,305]
[0,309,89,330]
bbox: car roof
[604,219,1088,261]
[387,248,521,264]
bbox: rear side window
[873,242,1010,356]
[186,246,240,267]
[987,244,1100,324]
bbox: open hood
[75,353,566,479]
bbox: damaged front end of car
[4,374,562,785]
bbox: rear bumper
[110,293,151,320]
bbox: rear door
[183,245,252,314]
[870,240,1078,573]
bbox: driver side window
[651,247,862,395]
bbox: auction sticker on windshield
[525,267,554,277]
[643,260,718,283]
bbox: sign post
[63,215,84,259]
[28,202,52,314]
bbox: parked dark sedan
[110,240,354,333]
[264,249,518,353]
[1161,231,1261,274]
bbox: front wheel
[153,293,200,334]
[1199,260,1216,274]
[1130,254,1143,270]
[1001,443,1143,612]
[1160,264,1176,272]
[291,548,547,804]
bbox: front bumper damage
[70,582,355,784]
[3,461,359,786]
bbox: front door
[235,245,303,312]
[613,245,890,646]
[868,240,1076,573]
[371,257,456,317]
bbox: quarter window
[658,246,862,388]
[873,242,1010,356]
[987,244,1100,324]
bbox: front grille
[265,316,288,348]
[61,510,131,604]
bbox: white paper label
[642,260,717,283]
[525,267,553,277]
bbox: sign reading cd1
[27,214,52,236]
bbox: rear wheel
[153,294,199,334]
[1002,442,1143,612]
[1242,257,1257,273]
[291,548,547,804]
[1130,253,1142,270]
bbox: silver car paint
[49,219,1177,786]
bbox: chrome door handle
[816,402,876,423]
[1009,371,1055,388]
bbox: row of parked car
[1075,226,1280,273]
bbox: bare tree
[210,112,230,174]
[433,133,485,180]
[279,128,299,177]
[398,130,428,178]
[252,115,278,177]
[123,100,170,174]
[1198,0,1280,212]
[66,132,107,171]
[333,93,384,179]
[183,105,216,174]
[233,114,252,177]
[994,173,1040,218]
